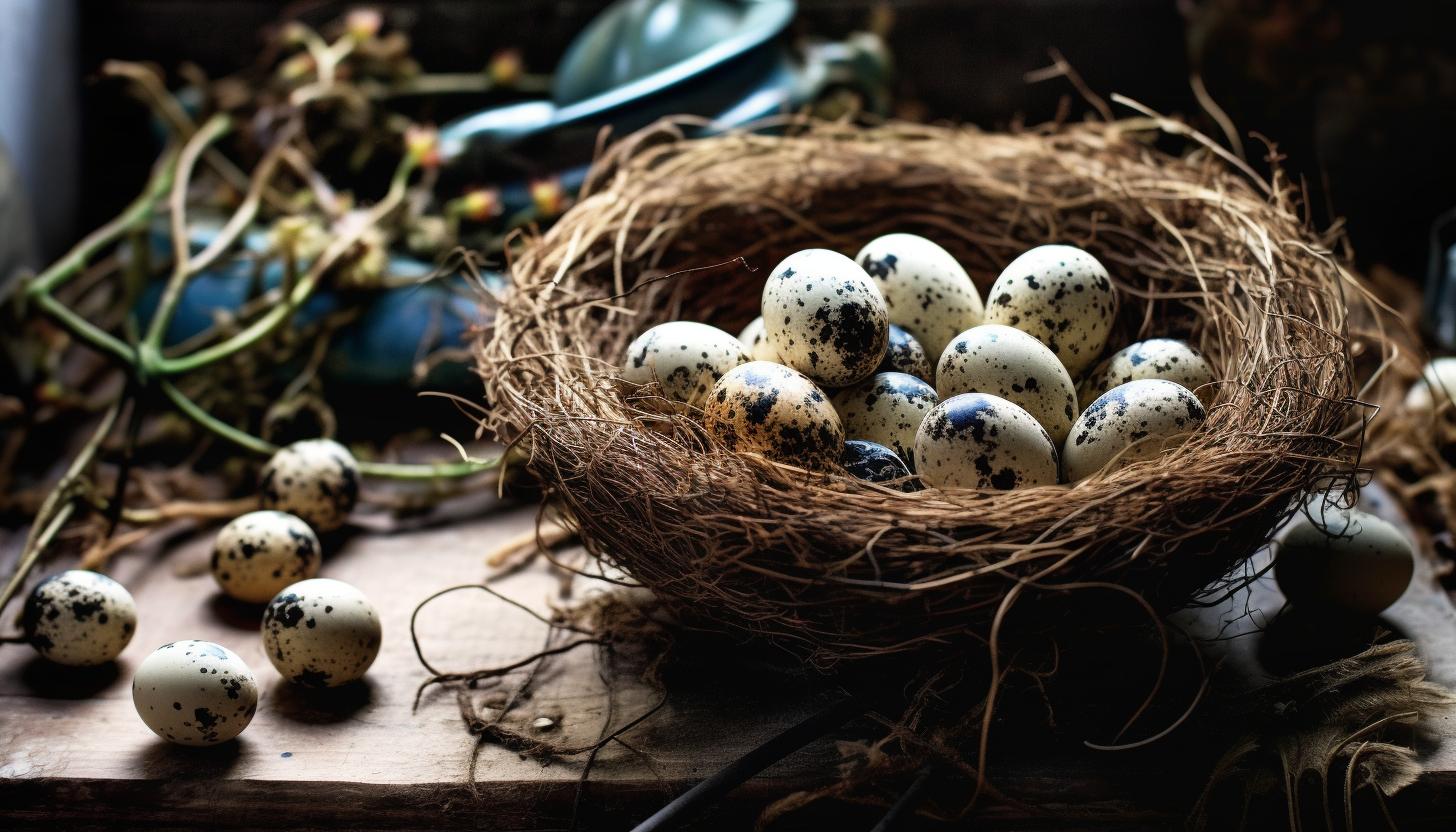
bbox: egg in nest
[914,393,1060,490]
[262,578,382,688]
[1062,379,1205,482]
[935,325,1078,445]
[211,510,322,604]
[832,372,939,471]
[704,361,843,469]
[737,316,780,362]
[621,321,752,407]
[1078,339,1216,410]
[856,233,984,361]
[260,439,360,532]
[23,570,137,666]
[983,245,1116,376]
[876,324,934,382]
[840,440,917,490]
[762,249,889,387]
[132,640,258,746]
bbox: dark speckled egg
[832,372,939,471]
[841,440,917,489]
[1062,379,1205,482]
[914,393,1060,490]
[936,325,1079,445]
[1077,339,1216,410]
[876,324,934,382]
[132,640,258,746]
[23,570,137,666]
[984,245,1116,377]
[704,361,844,469]
[762,249,889,387]
[259,439,360,533]
[262,578,381,688]
[856,233,985,361]
[211,511,321,604]
[621,321,753,408]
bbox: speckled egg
[1404,357,1456,412]
[262,578,381,688]
[1062,379,1206,482]
[914,393,1060,490]
[704,361,844,469]
[737,316,780,362]
[983,245,1117,376]
[260,439,360,532]
[832,372,939,471]
[1276,505,1414,615]
[841,440,917,490]
[875,324,934,382]
[211,511,322,604]
[1078,339,1216,410]
[856,233,985,361]
[621,321,752,407]
[132,640,258,746]
[935,325,1079,446]
[762,249,889,387]
[22,570,137,666]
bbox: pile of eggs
[621,235,1217,490]
[20,438,382,747]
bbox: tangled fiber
[477,116,1369,667]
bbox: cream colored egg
[1404,357,1456,412]
[704,361,844,469]
[856,233,984,360]
[737,316,780,362]
[132,640,258,746]
[262,578,381,688]
[260,439,360,532]
[935,325,1078,445]
[621,321,752,408]
[762,249,889,387]
[1078,339,1216,410]
[914,393,1060,490]
[211,511,321,604]
[832,372,939,471]
[1276,505,1414,615]
[1062,379,1205,482]
[876,324,934,382]
[23,570,137,666]
[984,245,1116,376]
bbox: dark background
[73,0,1456,281]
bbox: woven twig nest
[478,119,1360,666]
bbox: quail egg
[832,372,939,471]
[1078,339,1216,410]
[737,316,780,362]
[260,439,360,532]
[1276,504,1414,615]
[914,393,1060,490]
[132,640,258,746]
[211,511,322,604]
[704,361,844,469]
[1404,357,1456,412]
[840,440,917,490]
[1062,379,1205,482]
[983,245,1117,376]
[262,578,382,688]
[762,249,889,386]
[935,325,1079,445]
[23,570,137,666]
[621,321,752,407]
[856,233,985,360]
[876,324,934,382]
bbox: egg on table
[983,245,1116,377]
[211,510,322,604]
[260,438,360,533]
[704,361,844,469]
[1404,356,1456,412]
[855,233,985,360]
[737,316,780,362]
[132,640,258,746]
[935,325,1079,445]
[621,321,752,407]
[914,393,1060,490]
[1078,339,1216,410]
[840,440,916,489]
[832,372,939,471]
[23,570,137,666]
[762,249,889,387]
[876,324,934,382]
[1062,379,1206,482]
[262,578,382,688]
[1275,504,1414,615]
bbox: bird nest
[476,118,1364,667]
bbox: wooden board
[3,492,1456,830]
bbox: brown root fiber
[477,117,1366,667]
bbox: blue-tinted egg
[841,440,918,490]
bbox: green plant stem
[158,379,278,456]
[32,293,136,366]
